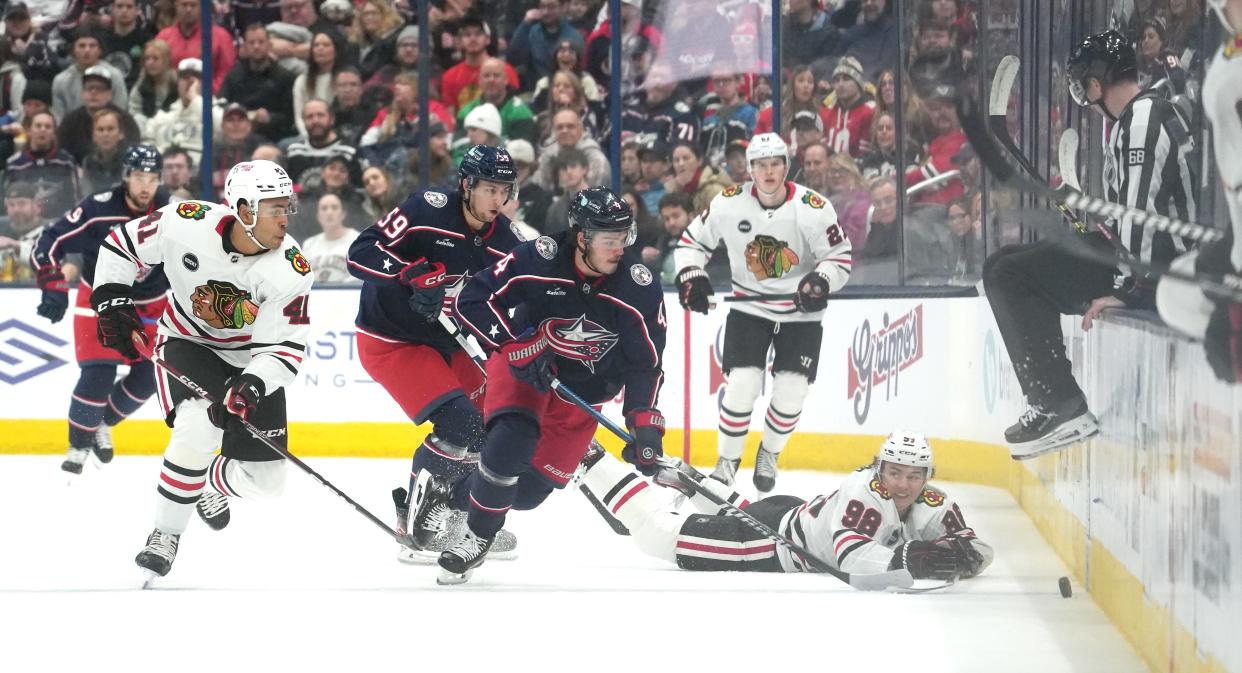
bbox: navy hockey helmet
[1066,30,1137,108]
[568,187,636,247]
[458,144,518,201]
[123,144,163,177]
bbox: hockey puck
[1058,576,1072,598]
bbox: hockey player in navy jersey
[346,145,526,561]
[407,187,669,584]
[29,145,169,474]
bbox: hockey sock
[68,364,116,447]
[410,396,487,486]
[462,415,538,539]
[464,462,518,539]
[207,455,287,499]
[760,372,809,455]
[580,451,682,563]
[154,400,222,534]
[409,436,468,489]
[103,360,156,427]
[717,367,763,461]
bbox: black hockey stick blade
[724,293,796,302]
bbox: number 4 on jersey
[283,295,310,325]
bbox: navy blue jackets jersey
[347,189,526,351]
[31,184,170,299]
[454,231,667,415]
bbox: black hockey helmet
[123,144,163,177]
[567,187,636,247]
[1066,30,1137,107]
[458,144,518,201]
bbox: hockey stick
[724,293,796,302]
[550,380,913,590]
[131,334,417,549]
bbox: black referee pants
[982,235,1116,410]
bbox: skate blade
[1010,421,1100,460]
[436,568,474,585]
[400,547,516,564]
[140,570,161,590]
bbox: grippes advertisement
[846,304,924,425]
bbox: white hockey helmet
[223,160,295,249]
[876,430,934,476]
[745,132,789,166]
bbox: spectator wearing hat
[505,138,552,230]
[822,55,876,159]
[154,0,236,90]
[219,24,300,143]
[127,39,179,128]
[724,139,751,184]
[635,140,672,212]
[905,81,966,206]
[52,30,129,121]
[352,0,403,82]
[332,67,376,147]
[784,0,844,70]
[213,103,268,193]
[300,153,368,235]
[508,0,585,91]
[543,147,592,234]
[287,98,361,188]
[440,14,521,115]
[18,79,52,122]
[102,0,155,87]
[456,57,536,146]
[531,38,601,107]
[367,25,433,89]
[57,65,141,163]
[450,102,504,164]
[161,145,197,200]
[620,62,699,149]
[788,110,826,173]
[3,2,54,81]
[0,180,46,283]
[293,29,349,137]
[5,110,81,217]
[146,58,221,165]
[533,106,610,190]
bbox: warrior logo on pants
[191,280,259,329]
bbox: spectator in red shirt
[822,56,876,159]
[905,81,966,206]
[440,14,519,116]
[155,0,236,91]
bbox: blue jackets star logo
[542,315,619,373]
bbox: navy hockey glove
[35,265,69,323]
[1204,300,1242,384]
[889,540,960,580]
[676,266,714,314]
[793,272,831,313]
[92,283,143,360]
[623,409,665,476]
[399,258,448,322]
[501,330,556,393]
[208,373,265,430]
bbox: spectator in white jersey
[300,193,360,284]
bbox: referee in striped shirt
[982,29,1197,459]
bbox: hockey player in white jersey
[1156,0,1242,383]
[673,132,852,495]
[91,160,314,580]
[577,431,992,581]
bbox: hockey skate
[406,470,454,550]
[709,456,740,486]
[61,446,92,475]
[437,528,494,585]
[196,489,230,530]
[753,444,779,495]
[652,458,706,498]
[1006,400,1099,460]
[135,529,180,587]
[393,488,517,563]
[93,424,114,464]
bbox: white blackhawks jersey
[673,181,853,322]
[774,467,995,575]
[94,200,314,394]
[1204,35,1242,270]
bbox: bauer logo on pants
[846,305,924,424]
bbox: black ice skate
[753,444,779,494]
[196,489,230,530]
[437,529,494,585]
[709,456,740,486]
[398,509,519,564]
[652,458,705,498]
[407,470,454,550]
[136,529,180,587]
[93,424,114,464]
[61,446,92,474]
[1006,400,1099,460]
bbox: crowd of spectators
[1,0,1201,288]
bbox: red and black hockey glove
[92,283,144,360]
[208,373,265,430]
[793,271,831,313]
[889,540,960,580]
[1204,300,1242,384]
[35,265,69,323]
[623,408,665,476]
[398,258,448,322]
[933,533,986,579]
[501,330,556,393]
[675,266,713,314]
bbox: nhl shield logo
[630,264,652,286]
[424,191,448,208]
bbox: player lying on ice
[578,430,994,582]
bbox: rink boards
[1,287,1239,673]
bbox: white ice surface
[0,457,1147,673]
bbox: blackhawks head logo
[744,234,800,280]
[176,201,210,220]
[285,247,311,275]
[191,280,258,330]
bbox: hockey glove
[675,266,714,314]
[793,271,831,313]
[92,283,144,360]
[1204,300,1242,384]
[888,540,960,580]
[398,258,448,322]
[35,265,69,323]
[501,330,556,393]
[934,534,986,579]
[623,409,665,476]
[208,373,266,430]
